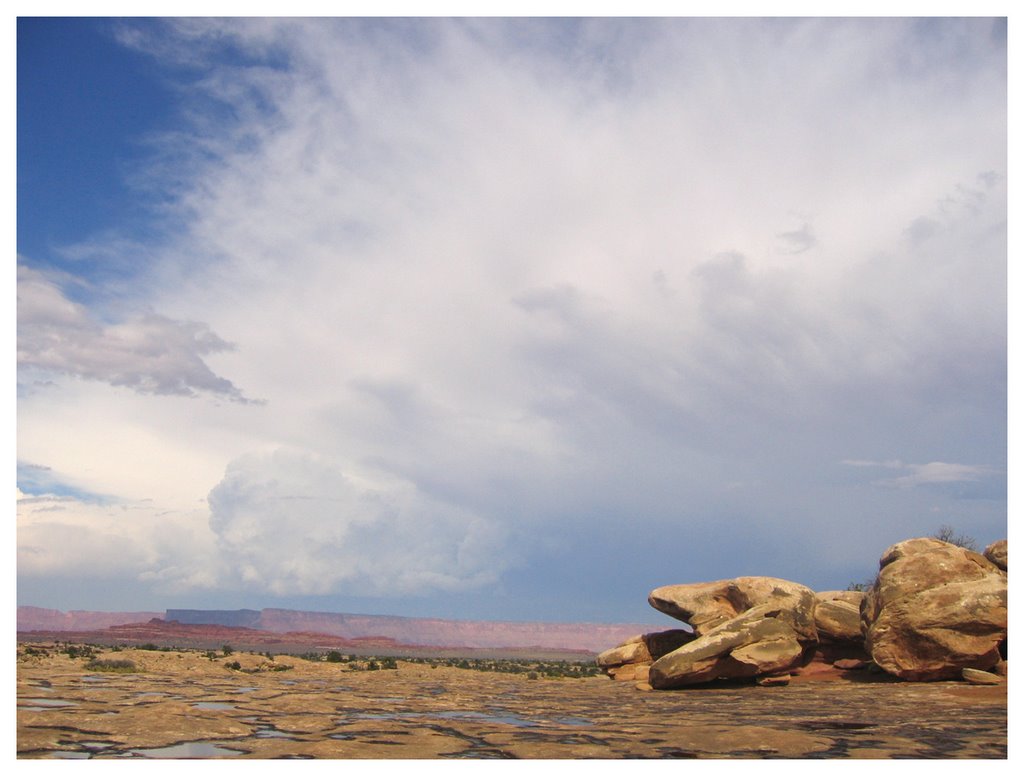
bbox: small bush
[85,658,137,673]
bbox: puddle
[20,698,79,708]
[254,728,298,739]
[437,710,539,727]
[192,702,236,711]
[127,741,246,758]
[48,750,92,759]
[348,709,540,728]
[232,687,259,693]
[82,675,109,683]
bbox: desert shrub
[61,644,97,659]
[222,645,234,656]
[226,660,242,671]
[933,525,978,552]
[85,658,137,673]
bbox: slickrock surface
[17,646,1006,759]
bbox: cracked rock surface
[17,646,1005,759]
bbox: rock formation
[596,629,695,681]
[645,577,818,689]
[861,538,1007,681]
[984,539,1008,571]
[813,590,866,644]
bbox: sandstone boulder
[647,577,818,689]
[813,590,866,644]
[861,538,1007,681]
[984,539,1007,571]
[962,667,1002,685]
[596,629,694,681]
[648,577,818,640]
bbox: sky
[14,14,1009,625]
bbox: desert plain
[16,643,1007,759]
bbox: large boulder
[596,629,695,681]
[648,577,818,639]
[813,590,866,644]
[646,577,818,689]
[861,538,1007,681]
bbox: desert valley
[17,536,1008,759]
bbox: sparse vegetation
[933,524,978,552]
[402,656,600,679]
[85,658,138,673]
[60,643,97,659]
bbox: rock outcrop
[984,539,1008,571]
[813,590,866,644]
[646,577,818,689]
[596,629,695,681]
[861,538,1007,681]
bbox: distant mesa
[167,609,261,628]
[18,606,651,654]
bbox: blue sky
[15,15,1009,625]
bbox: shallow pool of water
[20,698,78,709]
[192,702,235,710]
[127,741,246,758]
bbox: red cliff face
[17,606,163,632]
[19,606,656,654]
[254,608,653,653]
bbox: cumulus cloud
[17,488,214,589]
[206,450,508,596]
[17,265,255,402]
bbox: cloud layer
[17,18,1007,619]
[18,266,253,402]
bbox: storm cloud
[17,18,1006,620]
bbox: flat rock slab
[17,647,1006,759]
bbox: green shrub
[85,658,137,673]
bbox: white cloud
[17,18,1007,612]
[17,266,256,402]
[842,459,997,489]
[206,450,508,596]
[17,488,214,589]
